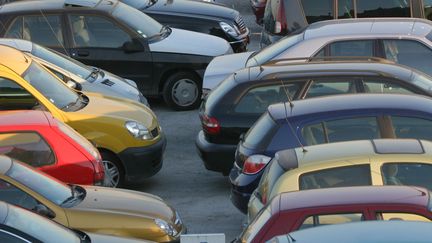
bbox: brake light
[242,155,272,175]
[201,114,220,135]
[274,0,287,34]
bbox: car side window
[69,15,132,48]
[425,0,432,20]
[0,180,38,211]
[305,79,358,98]
[301,0,334,24]
[361,79,415,94]
[381,163,432,190]
[328,40,374,56]
[299,213,364,230]
[5,15,64,48]
[382,40,432,77]
[355,0,411,18]
[377,212,430,222]
[0,132,55,167]
[325,117,379,142]
[338,0,354,18]
[299,164,372,190]
[0,77,38,111]
[391,116,432,141]
[234,82,302,114]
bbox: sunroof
[372,139,424,154]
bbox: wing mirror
[33,204,56,219]
[122,38,144,53]
[66,80,82,91]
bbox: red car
[0,110,104,185]
[237,186,432,243]
[250,0,267,24]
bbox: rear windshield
[204,74,236,113]
[244,112,278,149]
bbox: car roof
[269,93,432,121]
[0,0,115,13]
[304,18,432,39]
[0,111,51,127]
[0,39,33,53]
[0,44,32,75]
[275,186,429,212]
[0,156,13,175]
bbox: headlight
[125,121,153,140]
[155,219,178,236]
[220,22,239,37]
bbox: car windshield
[21,61,81,110]
[113,2,163,38]
[5,206,80,243]
[246,33,304,67]
[31,44,93,81]
[6,162,73,206]
[411,72,432,93]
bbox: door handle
[77,50,90,57]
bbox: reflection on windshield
[6,162,72,205]
[5,205,79,243]
[22,61,80,110]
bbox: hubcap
[103,160,120,187]
[171,78,198,107]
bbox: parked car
[261,0,432,46]
[0,110,105,186]
[200,0,232,6]
[238,186,432,243]
[0,38,149,106]
[121,0,249,53]
[268,221,432,243]
[248,139,432,221]
[250,0,267,24]
[0,44,165,188]
[0,201,150,243]
[197,58,432,175]
[203,18,432,91]
[0,155,185,242]
[230,94,432,213]
[0,0,232,110]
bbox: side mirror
[66,80,82,91]
[122,38,144,53]
[33,204,55,219]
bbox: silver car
[0,38,149,106]
[203,18,432,92]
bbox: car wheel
[163,72,202,111]
[100,151,124,188]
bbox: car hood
[74,186,175,221]
[94,72,140,97]
[149,28,232,56]
[203,51,253,90]
[148,0,237,20]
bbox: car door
[64,12,154,93]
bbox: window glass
[69,15,132,48]
[411,73,432,93]
[325,117,379,142]
[338,0,354,18]
[262,0,278,35]
[299,165,371,190]
[299,213,364,230]
[0,230,27,243]
[5,16,24,39]
[235,83,301,114]
[305,79,357,98]
[0,180,38,211]
[329,40,373,56]
[383,40,432,77]
[425,0,432,20]
[362,80,415,94]
[301,123,325,145]
[0,132,55,167]
[243,112,278,149]
[377,212,430,222]
[381,163,432,190]
[0,77,37,110]
[391,116,432,141]
[301,0,333,23]
[356,0,410,17]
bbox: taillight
[201,114,220,135]
[93,158,105,186]
[242,155,272,175]
[274,0,287,34]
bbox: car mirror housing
[66,80,82,91]
[122,39,144,53]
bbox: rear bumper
[195,130,237,175]
[229,163,263,213]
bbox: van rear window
[244,112,278,149]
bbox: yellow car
[0,45,165,187]
[0,155,185,242]
[248,139,432,221]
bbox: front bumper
[118,134,167,184]
[229,163,263,213]
[195,130,237,175]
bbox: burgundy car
[236,186,432,243]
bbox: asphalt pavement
[132,1,262,241]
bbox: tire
[162,72,202,111]
[100,151,125,188]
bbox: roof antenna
[280,79,307,153]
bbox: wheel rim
[103,160,120,187]
[171,78,198,107]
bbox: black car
[121,0,249,53]
[196,58,432,176]
[261,0,432,46]
[0,0,232,110]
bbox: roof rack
[264,56,394,66]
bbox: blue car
[230,94,432,213]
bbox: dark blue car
[230,93,432,213]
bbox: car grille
[151,127,159,138]
[235,15,248,34]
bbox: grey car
[203,18,432,92]
[0,38,149,106]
